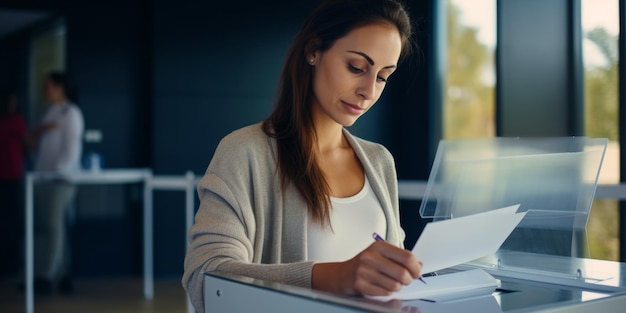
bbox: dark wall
[66,1,152,277]
[66,1,152,169]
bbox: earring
[309,58,315,64]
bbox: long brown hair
[262,0,414,226]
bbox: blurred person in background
[0,89,27,278]
[30,71,84,294]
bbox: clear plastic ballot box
[419,137,610,281]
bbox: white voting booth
[203,137,626,312]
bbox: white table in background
[24,169,152,313]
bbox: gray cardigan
[182,123,405,313]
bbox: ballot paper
[370,204,525,302]
[370,269,501,302]
[413,204,525,274]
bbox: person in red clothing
[0,89,28,277]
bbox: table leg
[144,174,154,299]
[25,174,34,313]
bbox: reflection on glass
[445,0,496,139]
[581,257,622,287]
[581,0,620,261]
[581,291,610,301]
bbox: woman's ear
[305,37,321,65]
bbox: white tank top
[307,176,387,262]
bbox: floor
[0,276,189,313]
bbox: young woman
[183,0,422,311]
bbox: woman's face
[310,22,402,128]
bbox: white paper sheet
[403,292,503,313]
[370,269,500,302]
[413,204,525,274]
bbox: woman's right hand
[311,240,422,296]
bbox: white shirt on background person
[34,102,84,173]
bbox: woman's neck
[314,119,347,155]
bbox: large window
[443,0,621,261]
[582,0,620,261]
[444,0,496,139]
